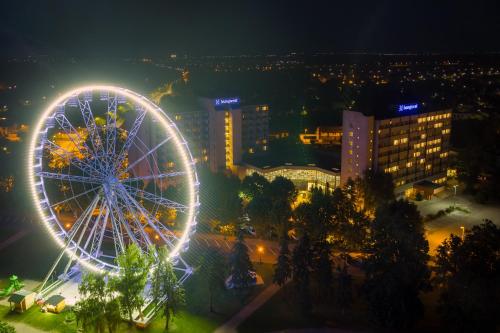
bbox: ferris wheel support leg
[62,197,101,277]
[38,246,67,296]
[38,195,99,296]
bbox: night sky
[1,0,499,56]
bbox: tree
[104,298,121,333]
[363,199,431,329]
[294,188,335,241]
[335,265,352,316]
[434,220,500,332]
[357,169,395,213]
[331,187,369,253]
[75,273,107,333]
[150,247,185,331]
[292,233,312,315]
[312,240,333,301]
[273,231,291,287]
[0,321,15,333]
[111,243,151,324]
[198,247,226,313]
[243,174,296,239]
[229,230,255,289]
[198,166,242,228]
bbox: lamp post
[257,246,264,264]
[460,226,465,241]
[453,184,458,208]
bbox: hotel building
[241,104,269,154]
[340,103,452,195]
[164,96,268,173]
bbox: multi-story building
[341,103,452,196]
[241,104,269,154]
[244,164,341,192]
[163,96,267,173]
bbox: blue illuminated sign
[214,97,240,106]
[398,103,419,112]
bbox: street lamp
[453,184,458,208]
[460,226,465,241]
[257,246,264,264]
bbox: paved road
[194,233,281,264]
[214,281,288,333]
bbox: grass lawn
[0,304,215,333]
[0,261,275,333]
[0,304,77,333]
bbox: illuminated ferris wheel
[28,85,198,281]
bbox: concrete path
[214,282,287,333]
[7,322,47,333]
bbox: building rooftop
[354,85,450,120]
[243,143,341,171]
[45,294,65,306]
[8,290,34,303]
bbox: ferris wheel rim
[28,85,199,274]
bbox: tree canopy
[363,199,430,329]
[434,220,500,332]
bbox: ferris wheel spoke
[108,193,142,250]
[45,140,104,177]
[122,184,189,213]
[37,171,103,184]
[117,194,155,250]
[62,194,100,244]
[70,196,101,261]
[105,94,117,158]
[114,106,146,172]
[78,98,105,158]
[116,198,150,250]
[53,114,104,170]
[89,206,110,259]
[121,136,172,176]
[108,205,126,257]
[115,186,179,249]
[82,197,107,255]
[50,186,100,208]
[120,171,187,183]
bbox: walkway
[7,322,46,333]
[214,281,287,333]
